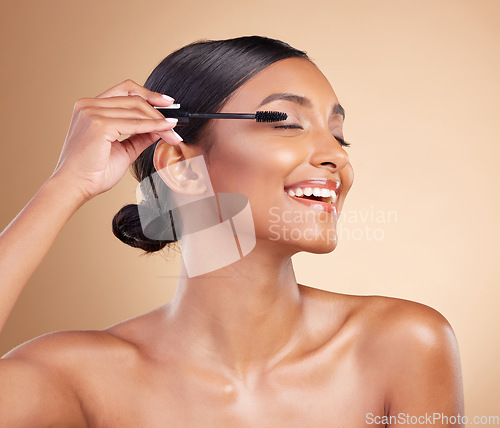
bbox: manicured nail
[161,94,174,102]
[172,129,183,142]
[165,118,178,123]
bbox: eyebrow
[256,92,345,119]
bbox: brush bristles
[255,111,288,123]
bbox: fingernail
[162,94,174,102]
[165,117,178,123]
[172,129,183,142]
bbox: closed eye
[335,137,350,147]
[275,124,302,129]
[274,124,351,147]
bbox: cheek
[339,163,354,195]
[339,163,354,192]
[206,133,304,196]
[206,140,310,241]
[335,162,354,216]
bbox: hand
[50,79,181,202]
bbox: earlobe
[153,140,208,195]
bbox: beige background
[1,0,499,420]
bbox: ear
[153,140,208,195]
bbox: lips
[283,178,340,215]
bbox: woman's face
[191,57,354,255]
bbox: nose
[308,129,350,173]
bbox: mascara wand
[154,104,287,125]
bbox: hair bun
[112,203,174,253]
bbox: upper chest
[76,340,386,428]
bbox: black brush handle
[189,112,256,120]
[155,107,191,124]
[155,107,256,124]
[154,106,287,124]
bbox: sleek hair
[112,35,310,255]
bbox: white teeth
[285,186,338,204]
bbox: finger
[101,117,180,143]
[96,79,174,108]
[77,95,170,120]
[155,128,184,146]
[119,131,181,164]
[111,134,155,166]
[78,106,152,120]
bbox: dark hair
[112,35,310,255]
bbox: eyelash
[274,125,351,147]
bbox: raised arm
[0,79,181,425]
[0,175,86,332]
[0,79,180,334]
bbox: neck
[164,239,303,377]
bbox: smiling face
[175,57,354,256]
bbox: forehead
[224,57,338,110]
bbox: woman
[0,36,464,427]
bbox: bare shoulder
[2,329,140,392]
[303,286,457,347]
[351,294,460,358]
[1,329,137,427]
[3,328,137,364]
[304,285,464,408]
[307,287,464,414]
[301,285,461,372]
[355,295,463,399]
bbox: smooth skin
[0,60,464,427]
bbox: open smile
[283,179,340,215]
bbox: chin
[270,230,339,255]
[300,236,338,254]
